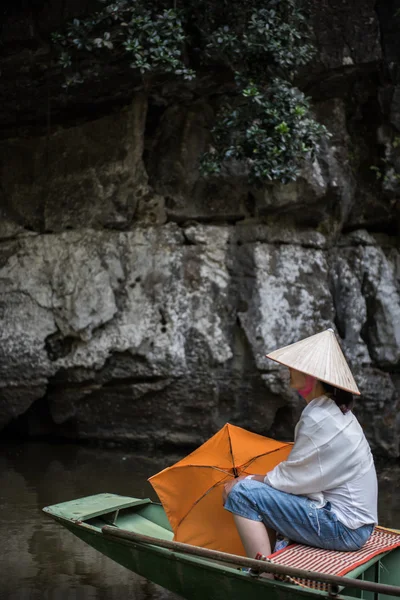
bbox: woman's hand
[222,474,267,504]
[222,476,247,504]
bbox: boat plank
[43,493,151,521]
[115,513,174,541]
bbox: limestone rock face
[332,235,400,367]
[0,221,398,456]
[0,0,399,456]
[0,97,149,232]
[330,234,400,457]
[307,0,381,71]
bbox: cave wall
[0,0,399,455]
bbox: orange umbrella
[149,423,292,556]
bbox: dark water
[0,442,181,600]
[0,441,399,600]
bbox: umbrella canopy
[149,423,292,556]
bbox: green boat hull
[43,493,400,600]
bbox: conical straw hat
[266,329,360,396]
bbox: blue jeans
[224,480,374,552]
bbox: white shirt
[265,395,378,529]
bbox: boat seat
[269,526,400,592]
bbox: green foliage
[369,135,400,189]
[370,163,400,185]
[51,1,195,88]
[51,0,328,185]
[205,1,315,80]
[392,136,400,149]
[202,79,327,184]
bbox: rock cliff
[0,0,399,456]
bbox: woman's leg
[225,480,348,551]
[234,515,273,557]
[234,515,276,578]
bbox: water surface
[0,441,399,599]
[0,442,180,600]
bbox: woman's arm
[265,410,351,495]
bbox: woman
[223,329,377,561]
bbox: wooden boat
[43,493,400,600]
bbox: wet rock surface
[0,224,398,456]
[0,1,399,455]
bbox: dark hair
[321,382,354,414]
